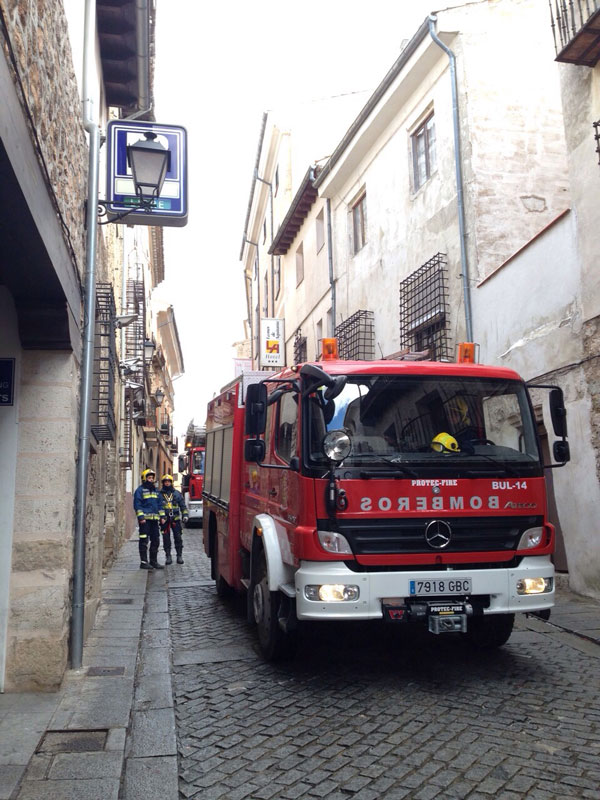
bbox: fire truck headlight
[517,527,544,550]
[305,584,360,602]
[516,577,553,595]
[317,530,353,554]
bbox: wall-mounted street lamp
[154,388,165,407]
[144,338,156,362]
[114,313,138,329]
[127,132,171,203]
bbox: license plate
[409,578,472,596]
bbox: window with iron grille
[399,253,451,360]
[294,328,307,363]
[412,113,436,191]
[594,120,600,166]
[335,310,375,360]
[92,283,117,441]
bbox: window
[274,256,281,299]
[296,242,304,286]
[351,192,367,254]
[412,113,436,191]
[276,392,298,464]
[294,328,307,363]
[274,166,279,196]
[316,208,325,253]
[316,319,323,357]
[263,219,267,243]
[399,252,451,360]
[326,308,333,337]
[263,272,269,317]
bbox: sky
[153,0,430,438]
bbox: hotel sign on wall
[260,319,285,368]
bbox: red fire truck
[203,341,570,659]
[179,422,206,527]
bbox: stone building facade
[0,0,184,691]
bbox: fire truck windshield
[192,450,205,475]
[306,375,542,476]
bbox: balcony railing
[550,0,600,65]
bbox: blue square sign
[106,120,188,227]
[0,359,15,406]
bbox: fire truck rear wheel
[252,552,296,661]
[463,613,514,649]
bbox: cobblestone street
[167,533,600,800]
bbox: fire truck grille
[319,515,543,555]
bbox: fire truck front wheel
[463,613,515,649]
[252,552,296,661]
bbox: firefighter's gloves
[183,517,189,525]
[160,517,167,526]
[138,518,146,526]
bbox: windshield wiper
[350,453,417,478]
[457,452,520,477]
[359,466,417,479]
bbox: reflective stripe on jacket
[133,484,165,521]
[160,488,187,521]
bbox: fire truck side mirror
[244,438,265,463]
[245,383,267,436]
[553,440,570,464]
[549,388,568,439]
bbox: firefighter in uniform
[159,474,188,565]
[133,469,166,569]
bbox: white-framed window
[274,256,281,300]
[412,112,437,191]
[316,208,325,253]
[351,192,367,254]
[296,242,304,286]
[263,272,269,317]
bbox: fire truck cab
[203,345,570,660]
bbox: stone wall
[0,0,87,279]
[1,1,129,690]
[6,350,78,690]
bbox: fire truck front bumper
[293,557,554,621]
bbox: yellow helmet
[141,468,156,481]
[431,432,460,453]
[161,474,173,482]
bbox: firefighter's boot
[176,550,184,565]
[165,552,173,565]
[140,562,154,570]
[150,560,164,570]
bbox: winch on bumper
[293,556,554,628]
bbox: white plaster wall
[0,289,20,692]
[472,210,582,377]
[329,48,464,355]
[282,199,331,361]
[471,211,600,597]
[558,63,600,323]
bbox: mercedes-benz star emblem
[424,519,452,549]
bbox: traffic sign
[106,120,188,227]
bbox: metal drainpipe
[427,15,473,342]
[326,199,336,335]
[71,0,101,669]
